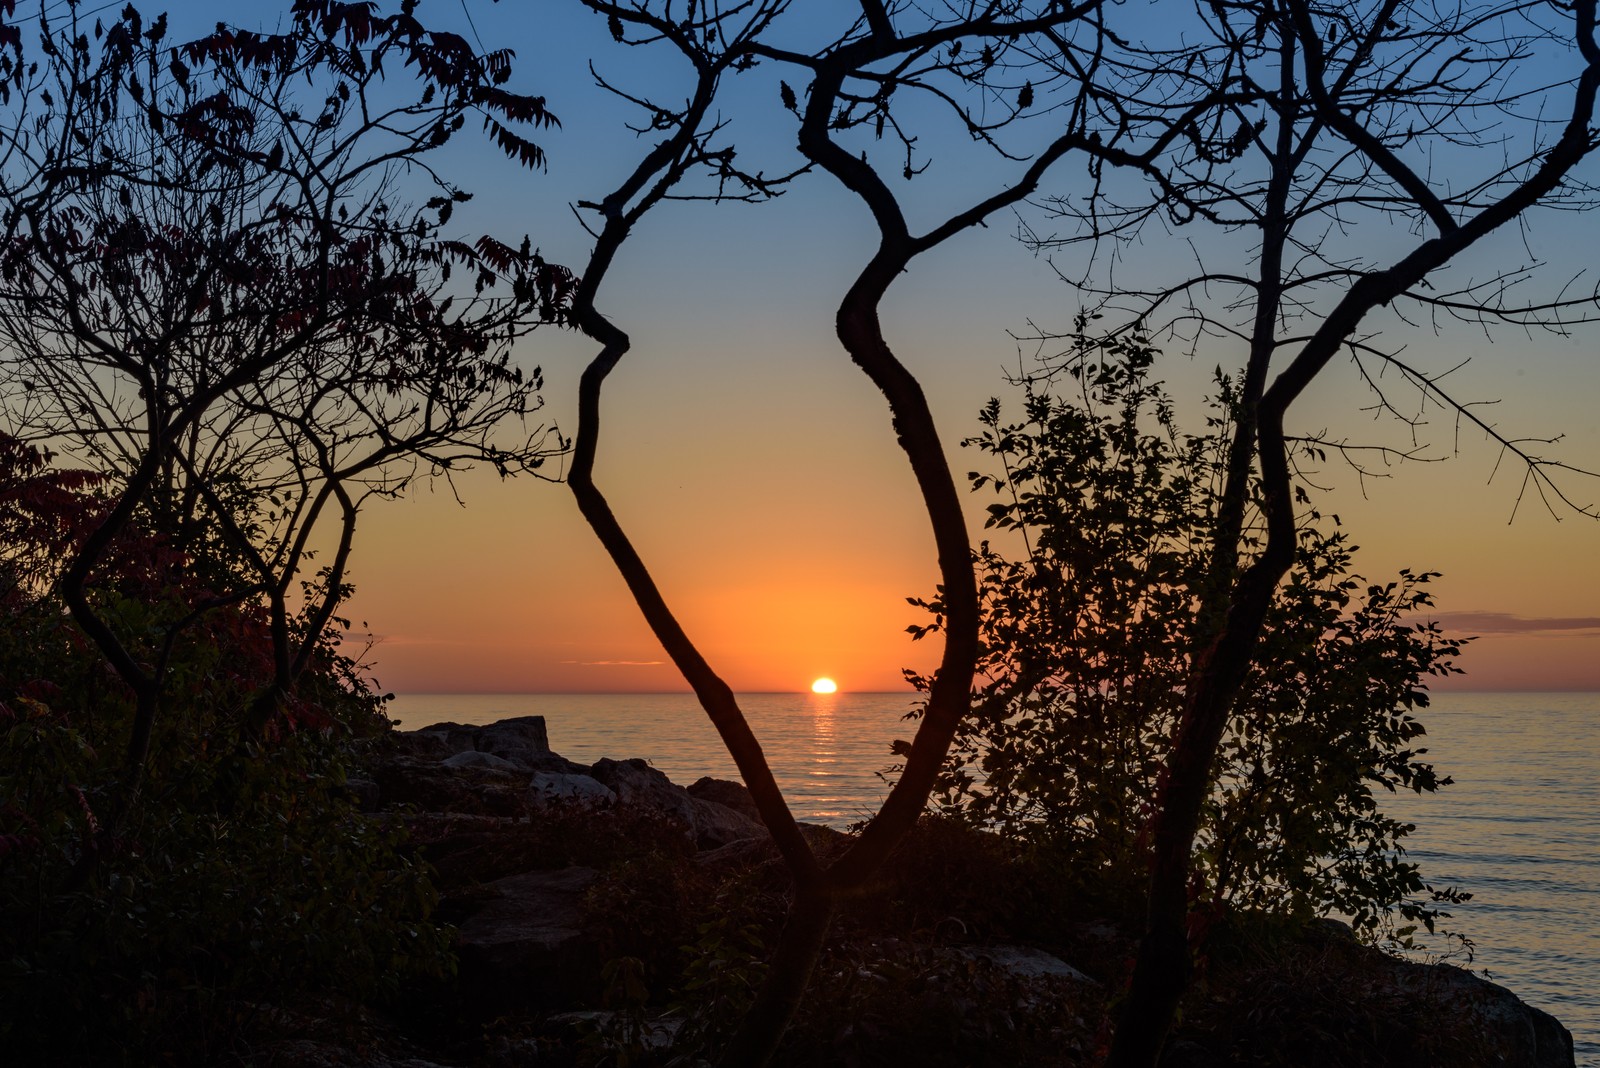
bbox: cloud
[337,633,472,648]
[1418,612,1600,634]
[559,659,667,667]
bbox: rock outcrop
[364,715,776,1014]
[455,866,603,1009]
[1391,958,1574,1068]
[349,715,1578,1068]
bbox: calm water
[389,691,1599,1064]
[388,691,914,826]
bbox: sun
[810,677,838,694]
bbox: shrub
[907,338,1468,937]
[0,435,451,1063]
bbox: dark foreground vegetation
[9,703,1574,1067]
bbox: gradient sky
[146,1,1600,694]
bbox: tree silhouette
[0,0,569,818]
[554,2,1146,1063]
[996,1,1600,1061]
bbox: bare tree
[994,0,1600,1061]
[0,0,568,815]
[551,1,1147,1063]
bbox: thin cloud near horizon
[1418,612,1600,634]
[560,659,666,667]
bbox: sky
[112,0,1600,694]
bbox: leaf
[483,115,546,170]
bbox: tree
[555,2,1136,1063]
[916,335,1469,941]
[0,0,570,820]
[996,1,1600,1061]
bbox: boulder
[1392,960,1574,1068]
[590,758,697,827]
[528,771,616,809]
[589,758,766,849]
[687,776,763,823]
[409,716,553,770]
[383,729,454,761]
[958,944,1093,983]
[410,721,480,755]
[455,866,602,1009]
[442,750,519,771]
[695,833,781,873]
[475,716,552,767]
[372,758,525,816]
[689,796,766,850]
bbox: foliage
[0,435,450,1064]
[0,0,571,774]
[908,339,1469,936]
[774,939,1096,1068]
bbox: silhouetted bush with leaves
[0,435,451,1064]
[908,338,1469,939]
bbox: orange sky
[344,267,1600,695]
[334,2,1600,697]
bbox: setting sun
[810,677,838,694]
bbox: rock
[442,750,519,771]
[588,759,766,849]
[529,771,616,809]
[456,866,602,1009]
[372,757,525,816]
[590,758,697,827]
[797,821,854,858]
[475,716,552,767]
[695,833,780,872]
[687,776,763,823]
[959,944,1094,984]
[409,716,553,770]
[690,796,765,850]
[410,721,480,755]
[1315,916,1359,942]
[383,729,454,761]
[545,1011,684,1052]
[1392,960,1574,1068]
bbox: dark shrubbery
[0,436,450,1063]
[908,340,1469,940]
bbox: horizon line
[383,687,1600,697]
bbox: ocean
[387,690,1599,1065]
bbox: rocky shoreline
[246,715,1575,1067]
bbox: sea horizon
[389,686,1600,696]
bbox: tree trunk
[716,886,835,1068]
